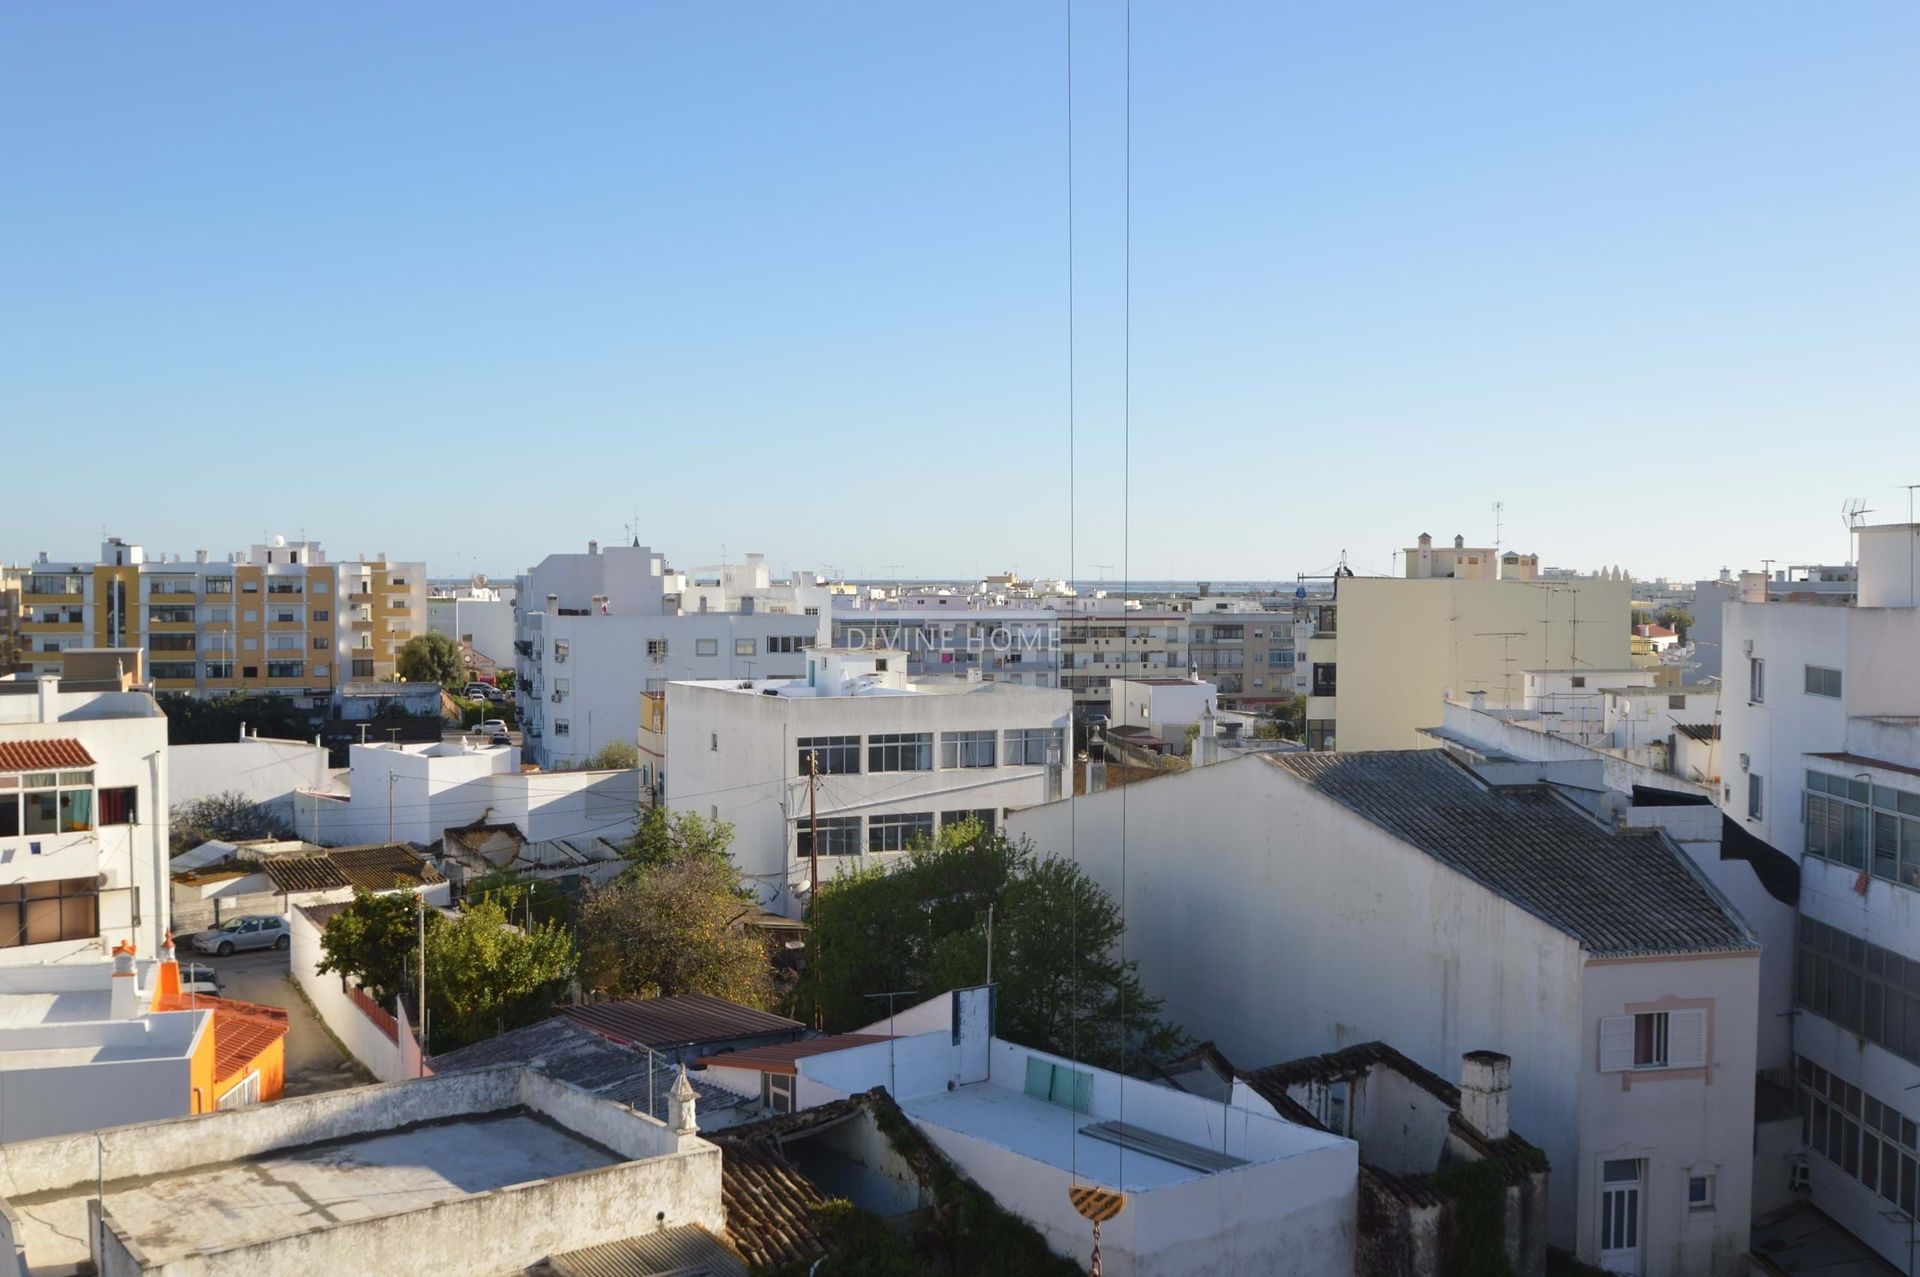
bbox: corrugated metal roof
[431,1018,748,1122]
[537,1226,747,1276]
[258,844,444,895]
[0,739,97,772]
[562,994,802,1051]
[1263,751,1758,957]
[689,1034,890,1076]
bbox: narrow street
[197,946,371,1097]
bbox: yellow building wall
[1329,575,1633,751]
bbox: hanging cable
[1064,0,1080,1190]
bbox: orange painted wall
[214,1034,285,1105]
[187,1014,217,1115]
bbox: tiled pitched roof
[1263,751,1758,957]
[1242,1040,1459,1109]
[430,1018,748,1122]
[563,993,802,1051]
[0,739,96,772]
[151,988,289,1085]
[689,1033,890,1075]
[258,844,444,895]
[711,1135,832,1269]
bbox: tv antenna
[1492,501,1505,554]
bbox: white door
[1599,1158,1643,1276]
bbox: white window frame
[1599,1009,1707,1072]
[217,1070,262,1110]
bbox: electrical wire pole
[807,749,822,1030]
[387,771,396,844]
[416,893,427,1075]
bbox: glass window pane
[25,793,59,835]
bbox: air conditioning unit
[551,691,564,703]
[1739,753,1751,773]
[1743,639,1754,655]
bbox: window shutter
[1599,1015,1635,1072]
[1668,1009,1708,1069]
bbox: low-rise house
[690,987,1359,1276]
[1112,675,1219,741]
[0,937,286,1142]
[1166,1041,1549,1277]
[0,1064,723,1276]
[1009,749,1762,1274]
[562,992,806,1066]
[435,819,628,888]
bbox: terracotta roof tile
[258,844,443,895]
[0,739,96,772]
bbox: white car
[190,915,290,956]
[473,719,509,738]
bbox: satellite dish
[475,573,489,586]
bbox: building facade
[13,536,425,705]
[0,671,170,963]
[1298,535,1632,751]
[657,651,1070,916]
[514,541,832,770]
[1718,521,1920,1270]
[1010,751,1761,1274]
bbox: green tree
[623,807,737,875]
[424,891,576,1050]
[493,669,516,692]
[170,791,294,855]
[800,823,1184,1070]
[395,632,466,688]
[158,693,316,746]
[1655,607,1695,643]
[578,739,638,770]
[317,889,428,1006]
[577,856,775,1005]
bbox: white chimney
[36,673,59,724]
[1459,1050,1511,1143]
[1468,690,1487,713]
[110,941,140,1019]
[669,1064,699,1135]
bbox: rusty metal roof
[258,844,444,895]
[689,1033,890,1076]
[562,994,802,1052]
[0,739,96,772]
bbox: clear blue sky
[5,3,1916,584]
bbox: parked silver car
[190,915,290,956]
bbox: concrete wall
[0,1013,204,1143]
[914,1104,1357,1277]
[288,905,410,1083]
[94,1124,720,1277]
[170,738,328,830]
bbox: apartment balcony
[22,620,84,634]
[147,590,197,604]
[147,619,197,633]
[21,592,84,606]
[267,620,306,633]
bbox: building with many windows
[514,541,831,770]
[1718,520,1920,1269]
[0,667,170,963]
[11,536,425,705]
[655,650,1070,916]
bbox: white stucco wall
[171,738,328,830]
[1008,756,1754,1264]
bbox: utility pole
[985,903,994,985]
[417,893,428,1074]
[387,771,396,844]
[807,749,822,1031]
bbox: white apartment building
[1011,750,1761,1275]
[656,651,1070,916]
[1111,676,1219,743]
[1718,520,1920,1269]
[514,541,831,770]
[830,606,1063,689]
[0,671,169,963]
[1296,533,1632,751]
[14,535,426,704]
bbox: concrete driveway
[195,946,371,1097]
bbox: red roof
[0,739,97,772]
[692,1034,891,1076]
[152,987,289,1084]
